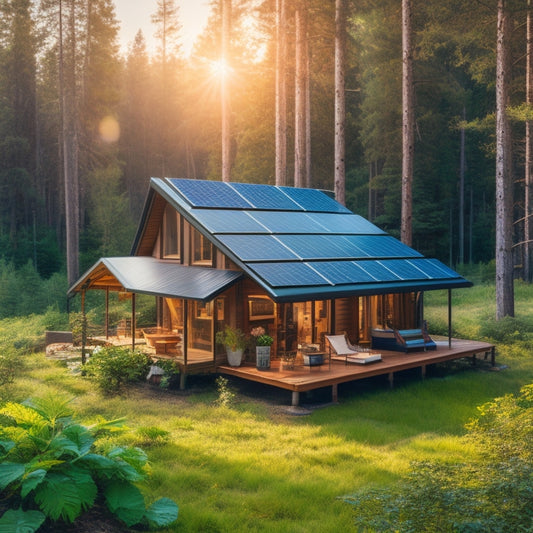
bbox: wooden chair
[325,334,382,365]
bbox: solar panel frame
[216,234,300,261]
[308,261,378,285]
[168,178,252,209]
[248,262,329,287]
[278,186,351,213]
[191,209,267,234]
[229,182,302,210]
[344,235,423,258]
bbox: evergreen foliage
[0,0,531,313]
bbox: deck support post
[292,391,300,406]
[448,289,452,348]
[331,384,338,403]
[490,346,496,366]
[180,372,187,390]
[388,372,394,388]
[421,364,426,379]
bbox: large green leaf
[0,508,45,533]
[104,480,145,527]
[145,497,179,528]
[61,424,94,456]
[0,462,25,490]
[33,468,97,522]
[21,469,47,498]
[0,439,15,457]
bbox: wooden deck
[218,339,496,406]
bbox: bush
[84,346,152,394]
[343,383,533,532]
[0,395,178,532]
[0,346,20,386]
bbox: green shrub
[84,346,152,394]
[344,383,533,532]
[479,315,533,343]
[0,395,178,532]
[0,346,20,386]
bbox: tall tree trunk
[334,0,346,205]
[495,0,514,319]
[275,0,287,186]
[459,107,466,265]
[294,0,307,188]
[525,0,532,281]
[61,0,79,287]
[401,0,414,246]
[221,0,231,182]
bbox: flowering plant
[250,326,273,347]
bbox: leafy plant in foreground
[0,394,178,531]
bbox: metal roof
[141,178,472,302]
[68,256,243,302]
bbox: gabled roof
[129,178,471,302]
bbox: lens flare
[99,116,120,143]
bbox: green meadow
[1,281,532,532]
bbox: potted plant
[251,326,273,370]
[216,325,247,366]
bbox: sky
[113,0,212,56]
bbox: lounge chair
[325,334,382,365]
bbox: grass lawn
[2,283,533,532]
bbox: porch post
[448,289,452,348]
[131,293,136,350]
[183,300,188,365]
[105,288,109,339]
[81,289,87,365]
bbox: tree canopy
[0,0,529,296]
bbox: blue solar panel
[278,186,351,213]
[356,261,401,281]
[310,213,386,234]
[230,182,302,210]
[249,262,328,287]
[191,209,266,234]
[216,235,298,261]
[309,261,377,285]
[168,179,252,208]
[345,236,423,258]
[409,259,459,279]
[382,259,429,280]
[277,235,365,259]
[249,211,327,233]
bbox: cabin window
[162,204,180,259]
[191,228,213,265]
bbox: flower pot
[226,348,243,367]
[256,346,271,370]
[303,353,323,366]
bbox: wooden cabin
[69,179,490,402]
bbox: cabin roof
[69,178,471,301]
[128,178,471,302]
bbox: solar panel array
[158,178,469,298]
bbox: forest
[0,0,530,317]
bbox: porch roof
[67,256,243,302]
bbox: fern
[0,396,178,531]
